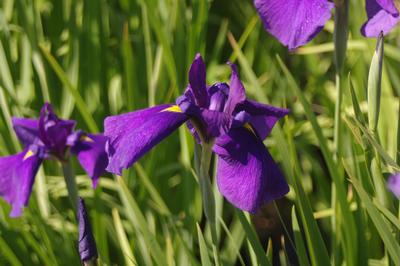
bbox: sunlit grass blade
[112,208,137,266]
[197,223,212,266]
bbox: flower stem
[62,159,79,211]
[198,142,220,266]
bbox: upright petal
[188,54,209,108]
[224,63,246,115]
[104,105,188,175]
[213,127,289,213]
[388,173,400,198]
[12,118,39,147]
[78,198,98,262]
[254,0,334,49]
[236,100,290,140]
[71,134,109,188]
[0,150,42,217]
[39,103,76,158]
[361,0,400,37]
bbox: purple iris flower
[388,173,400,198]
[361,0,400,37]
[0,103,108,217]
[254,0,334,50]
[78,197,98,263]
[105,54,289,213]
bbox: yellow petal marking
[81,135,94,142]
[23,150,35,161]
[161,105,182,113]
[243,123,256,136]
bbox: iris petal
[0,150,42,217]
[188,54,209,108]
[104,104,188,175]
[71,134,109,188]
[236,100,289,140]
[254,0,334,50]
[12,118,39,147]
[361,0,400,37]
[224,63,246,115]
[78,198,98,262]
[213,127,289,213]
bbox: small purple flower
[361,0,400,37]
[254,0,334,50]
[0,103,108,217]
[78,197,98,263]
[105,54,289,213]
[388,173,400,198]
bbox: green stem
[83,260,98,266]
[61,159,79,211]
[198,142,220,266]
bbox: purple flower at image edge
[361,0,400,37]
[253,0,334,50]
[388,173,400,198]
[105,54,290,213]
[78,198,98,263]
[0,103,108,217]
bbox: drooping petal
[12,118,40,147]
[388,173,400,198]
[71,134,108,188]
[213,127,289,213]
[78,197,98,262]
[361,0,400,37]
[254,0,334,50]
[188,54,209,108]
[224,63,246,115]
[104,104,188,175]
[39,103,76,159]
[0,150,42,217]
[236,100,289,140]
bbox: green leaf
[196,223,212,266]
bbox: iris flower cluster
[105,54,290,213]
[0,103,108,217]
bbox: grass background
[1,0,400,265]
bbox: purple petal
[388,173,400,198]
[361,0,400,37]
[188,54,209,108]
[104,104,188,175]
[78,198,98,262]
[224,63,246,115]
[71,134,109,188]
[12,118,39,147]
[376,0,399,14]
[208,83,229,112]
[254,0,334,50]
[200,109,232,138]
[0,150,42,217]
[39,103,76,159]
[236,100,289,140]
[213,127,289,213]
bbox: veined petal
[254,0,334,50]
[236,100,289,140]
[0,150,42,217]
[71,134,108,188]
[213,127,289,213]
[200,109,232,138]
[224,63,246,115]
[188,54,209,108]
[361,0,400,37]
[12,118,39,147]
[104,104,188,175]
